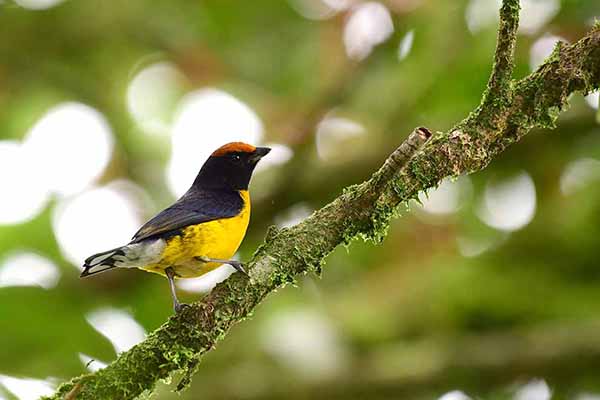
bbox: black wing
[131,189,244,243]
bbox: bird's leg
[195,256,248,275]
[165,267,184,313]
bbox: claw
[229,261,248,275]
[174,302,190,313]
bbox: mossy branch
[483,0,519,108]
[46,2,600,399]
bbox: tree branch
[483,0,519,107]
[46,3,600,399]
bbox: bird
[80,142,271,312]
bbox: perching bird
[80,142,270,312]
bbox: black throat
[192,156,254,191]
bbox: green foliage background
[1,0,600,398]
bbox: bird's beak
[250,146,271,162]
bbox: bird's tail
[80,246,127,278]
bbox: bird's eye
[232,154,241,162]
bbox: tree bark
[47,1,600,398]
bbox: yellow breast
[141,191,251,278]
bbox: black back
[131,188,244,242]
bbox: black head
[192,142,271,190]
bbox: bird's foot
[174,301,190,314]
[228,260,248,275]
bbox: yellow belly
[141,191,250,278]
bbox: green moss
[176,359,200,392]
[163,343,196,369]
[410,159,436,188]
[264,225,281,242]
[547,40,563,64]
[342,183,362,196]
[363,210,393,244]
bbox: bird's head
[193,142,271,191]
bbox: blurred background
[0,0,599,399]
